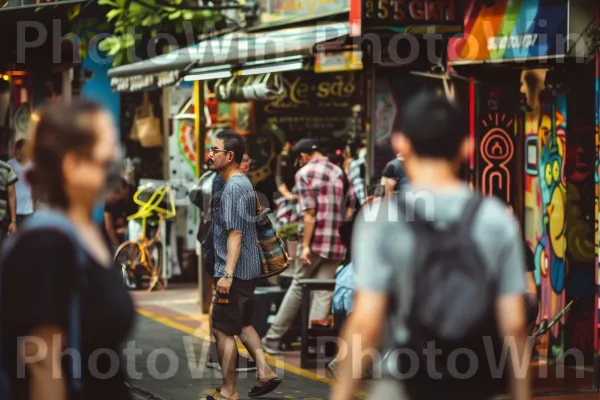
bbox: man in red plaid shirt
[262,138,354,354]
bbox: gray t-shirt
[353,184,526,349]
[212,174,261,280]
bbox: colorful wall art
[522,69,567,359]
[449,0,569,63]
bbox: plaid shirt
[348,157,366,206]
[295,157,353,261]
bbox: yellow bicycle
[114,183,176,292]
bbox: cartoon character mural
[522,69,567,359]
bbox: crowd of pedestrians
[0,90,540,400]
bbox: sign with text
[258,0,349,24]
[448,0,568,63]
[4,0,77,8]
[255,70,360,141]
[360,0,464,34]
[315,51,363,73]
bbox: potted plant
[277,223,299,260]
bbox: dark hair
[216,129,245,164]
[397,91,466,160]
[15,138,27,152]
[108,175,129,193]
[27,100,106,208]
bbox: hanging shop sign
[110,70,180,93]
[448,0,569,63]
[258,0,349,24]
[315,51,363,73]
[357,0,464,35]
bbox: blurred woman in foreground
[0,101,135,400]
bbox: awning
[108,22,349,92]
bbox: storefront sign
[258,0,349,24]
[315,51,363,73]
[255,70,360,141]
[448,0,569,63]
[360,0,463,34]
[4,0,79,9]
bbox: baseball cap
[294,138,319,155]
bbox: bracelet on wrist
[223,272,233,279]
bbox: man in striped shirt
[207,129,280,400]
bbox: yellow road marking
[136,309,367,399]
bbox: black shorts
[211,278,256,336]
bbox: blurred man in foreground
[332,92,530,400]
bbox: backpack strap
[16,211,87,394]
[458,195,484,236]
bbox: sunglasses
[209,147,230,155]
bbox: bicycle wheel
[115,241,144,290]
[146,241,164,291]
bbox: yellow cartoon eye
[553,160,560,182]
[545,163,552,186]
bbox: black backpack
[397,194,500,386]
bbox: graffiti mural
[480,113,515,203]
[522,69,567,359]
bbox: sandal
[199,388,225,400]
[248,377,282,397]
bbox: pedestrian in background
[262,138,354,355]
[0,101,135,400]
[205,130,280,400]
[380,152,408,197]
[8,138,34,226]
[103,176,137,251]
[332,92,530,400]
[0,158,17,243]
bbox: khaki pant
[265,250,339,341]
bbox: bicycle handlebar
[128,183,177,221]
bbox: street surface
[130,315,336,399]
[129,286,600,400]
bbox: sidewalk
[130,284,600,400]
[131,284,339,400]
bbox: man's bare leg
[213,327,239,399]
[239,325,278,382]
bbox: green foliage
[277,223,299,241]
[98,0,223,67]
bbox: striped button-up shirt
[212,174,261,280]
